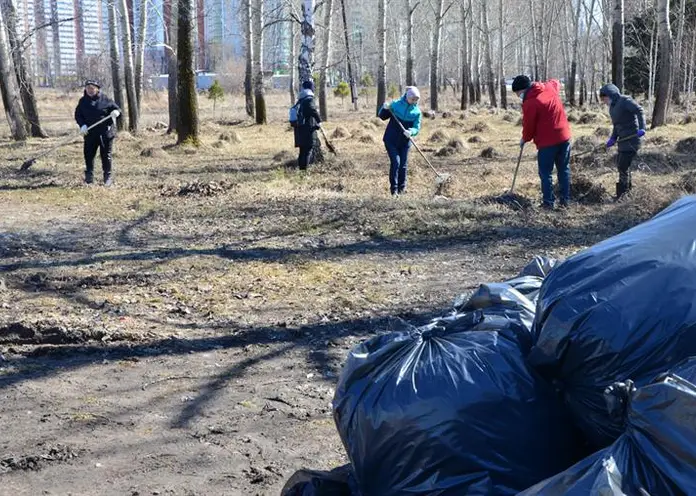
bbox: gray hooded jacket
[600,84,646,153]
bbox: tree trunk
[135,0,147,108]
[2,0,46,137]
[481,0,496,107]
[119,0,138,132]
[339,0,358,110]
[244,0,254,118]
[252,0,265,124]
[376,0,386,114]
[289,18,296,105]
[611,0,624,91]
[686,24,696,113]
[497,0,506,109]
[108,0,125,131]
[673,0,686,101]
[177,0,198,143]
[460,0,470,110]
[430,0,445,111]
[164,0,177,133]
[0,3,26,140]
[318,0,334,120]
[33,0,49,85]
[50,0,60,82]
[405,0,418,86]
[579,0,596,107]
[529,0,539,81]
[568,0,582,106]
[652,0,672,127]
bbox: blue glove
[637,129,646,138]
[606,136,617,148]
[519,139,526,149]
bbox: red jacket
[521,80,571,149]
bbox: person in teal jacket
[378,86,422,196]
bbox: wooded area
[0,0,693,140]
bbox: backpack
[289,101,302,127]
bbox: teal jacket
[378,94,422,147]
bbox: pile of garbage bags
[282,195,696,496]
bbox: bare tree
[163,0,177,133]
[497,0,506,109]
[253,0,266,124]
[118,0,138,132]
[49,0,60,82]
[318,0,334,120]
[430,0,453,111]
[481,0,496,106]
[611,0,624,91]
[405,0,419,86]
[652,0,672,127]
[376,0,386,113]
[244,0,254,118]
[673,0,686,103]
[134,0,147,107]
[567,0,582,105]
[177,0,198,143]
[1,0,46,137]
[107,0,125,131]
[460,0,470,109]
[0,3,26,140]
[289,15,296,105]
[299,0,315,84]
[339,0,358,109]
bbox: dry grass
[428,130,451,143]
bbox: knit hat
[512,75,531,93]
[406,86,420,100]
[84,79,101,88]
[302,80,315,91]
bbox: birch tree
[611,0,624,91]
[481,0,496,106]
[376,0,386,113]
[1,0,46,137]
[460,0,471,109]
[339,0,358,109]
[107,0,125,131]
[252,0,266,124]
[430,0,451,111]
[244,0,254,117]
[119,0,138,132]
[289,16,296,104]
[318,0,334,120]
[134,0,147,107]
[567,0,582,106]
[406,0,419,86]
[0,3,26,140]
[49,0,60,82]
[652,0,672,127]
[163,0,177,133]
[497,0,506,109]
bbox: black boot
[85,169,94,184]
[615,182,628,201]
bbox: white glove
[79,124,88,135]
[110,109,121,118]
[383,101,392,110]
[403,129,411,139]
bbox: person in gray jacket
[599,84,646,199]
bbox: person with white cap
[377,86,422,196]
[74,79,121,186]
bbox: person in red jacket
[513,75,572,209]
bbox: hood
[600,84,620,102]
[525,82,544,99]
[299,89,314,99]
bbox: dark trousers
[84,133,113,182]
[298,146,313,170]
[385,142,410,194]
[616,151,636,188]
[537,141,571,206]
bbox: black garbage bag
[519,357,696,495]
[332,327,577,496]
[281,464,358,496]
[447,256,557,350]
[529,195,696,448]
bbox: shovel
[318,126,338,155]
[20,114,114,171]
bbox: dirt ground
[1,89,695,495]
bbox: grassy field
[0,87,695,495]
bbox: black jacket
[75,91,120,138]
[293,89,321,148]
[600,84,646,153]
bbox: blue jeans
[537,141,571,206]
[385,142,410,193]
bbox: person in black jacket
[74,79,121,185]
[293,80,322,170]
[599,84,647,199]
